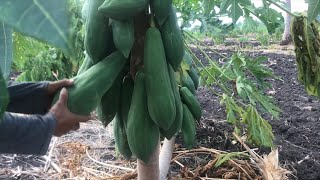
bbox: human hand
[49,88,90,137]
[48,79,74,95]
[47,79,74,111]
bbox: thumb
[58,88,68,106]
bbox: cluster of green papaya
[52,0,202,163]
[292,15,320,97]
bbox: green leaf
[202,0,215,16]
[215,151,249,167]
[251,91,281,119]
[307,0,320,21]
[242,105,274,147]
[220,0,251,24]
[0,23,13,79]
[0,0,74,55]
[245,6,284,34]
[0,68,8,118]
[223,94,244,124]
[220,0,232,13]
[231,2,242,24]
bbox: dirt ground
[1,38,320,180]
[185,39,320,180]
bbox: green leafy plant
[256,33,270,46]
[184,31,281,147]
[16,48,74,82]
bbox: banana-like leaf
[0,23,12,118]
[0,68,8,118]
[307,0,320,21]
[0,0,74,55]
[0,23,12,79]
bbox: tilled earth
[188,40,320,180]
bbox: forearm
[0,112,56,155]
[7,81,50,114]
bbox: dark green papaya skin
[127,71,160,164]
[85,0,114,64]
[160,5,184,71]
[52,51,127,115]
[144,27,176,130]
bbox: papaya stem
[150,14,156,28]
[265,0,299,18]
[183,30,228,59]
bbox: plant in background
[271,26,284,42]
[256,33,270,46]
[184,31,281,147]
[16,48,74,82]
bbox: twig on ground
[82,166,113,177]
[233,132,291,180]
[85,147,135,172]
[42,156,61,173]
[44,137,58,172]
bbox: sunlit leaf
[0,0,74,55]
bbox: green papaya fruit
[98,0,148,20]
[85,0,114,64]
[113,113,132,160]
[160,5,184,71]
[180,87,202,120]
[161,64,183,139]
[151,0,172,26]
[77,55,93,75]
[111,19,134,58]
[181,73,196,94]
[144,27,176,130]
[52,51,127,115]
[188,67,200,90]
[181,104,196,149]
[127,71,160,164]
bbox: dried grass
[0,117,291,180]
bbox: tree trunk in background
[280,0,292,45]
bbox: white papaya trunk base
[137,142,160,180]
[159,137,176,180]
[136,137,176,180]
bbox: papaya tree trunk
[137,141,160,180]
[280,0,292,45]
[159,137,176,180]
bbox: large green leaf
[0,23,13,79]
[220,0,251,24]
[203,0,215,16]
[307,0,320,21]
[244,6,283,34]
[0,0,74,55]
[0,68,8,118]
[242,105,274,147]
[0,23,12,118]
